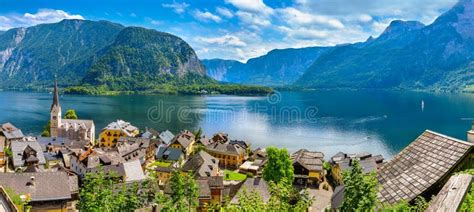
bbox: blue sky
[0,0,459,62]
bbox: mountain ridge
[0,19,209,89]
[203,46,329,86]
[294,0,474,91]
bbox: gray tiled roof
[377,130,474,204]
[291,149,324,172]
[206,142,245,156]
[182,151,219,177]
[1,122,24,140]
[0,172,72,202]
[170,131,195,149]
[330,152,384,174]
[156,146,183,161]
[122,160,146,182]
[103,120,137,137]
[159,130,175,144]
[231,178,270,204]
[11,140,46,168]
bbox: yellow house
[205,142,246,168]
[99,120,139,148]
[155,166,173,186]
[168,130,195,156]
[291,149,325,186]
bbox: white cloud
[277,26,329,40]
[130,13,137,17]
[277,7,344,29]
[0,9,83,31]
[216,7,234,18]
[193,10,222,23]
[197,35,246,47]
[358,14,373,23]
[225,0,273,15]
[162,2,189,14]
[236,11,271,27]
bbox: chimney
[467,122,474,143]
[27,176,35,187]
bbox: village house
[377,130,474,204]
[211,132,229,144]
[49,81,95,145]
[291,149,325,186]
[0,122,25,144]
[140,127,160,140]
[205,142,246,169]
[329,152,384,185]
[0,171,78,212]
[154,165,174,186]
[118,137,158,167]
[196,176,225,210]
[10,140,46,170]
[70,148,145,182]
[181,151,220,177]
[168,130,195,156]
[99,120,139,148]
[156,145,185,164]
[196,135,211,146]
[238,159,266,176]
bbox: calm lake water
[1,90,474,159]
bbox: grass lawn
[224,170,247,181]
[150,161,172,167]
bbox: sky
[0,0,459,62]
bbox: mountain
[80,27,207,90]
[296,0,474,91]
[0,19,209,89]
[203,47,328,86]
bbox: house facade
[205,142,245,168]
[291,149,325,186]
[99,120,139,148]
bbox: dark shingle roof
[377,130,474,204]
[206,142,245,156]
[291,149,324,172]
[181,151,219,177]
[231,178,270,204]
[0,172,72,202]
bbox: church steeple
[51,80,60,112]
[50,80,62,137]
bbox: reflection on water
[1,90,474,159]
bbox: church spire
[51,80,60,111]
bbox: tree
[78,169,150,211]
[159,170,199,211]
[41,121,50,137]
[262,147,294,183]
[193,127,203,139]
[341,159,378,211]
[64,109,78,119]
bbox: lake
[1,90,474,159]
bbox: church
[50,81,95,144]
